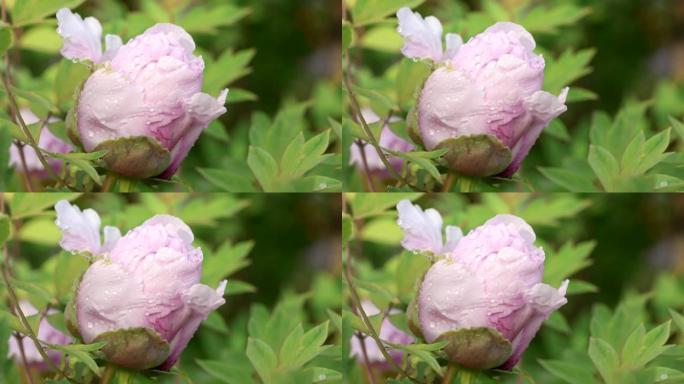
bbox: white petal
[396,200,444,254]
[102,34,123,61]
[56,8,104,63]
[396,7,445,62]
[101,225,122,253]
[443,33,463,61]
[54,200,103,255]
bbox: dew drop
[429,321,435,328]
[87,322,93,329]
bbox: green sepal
[95,136,171,179]
[94,327,170,370]
[435,134,512,177]
[436,326,512,370]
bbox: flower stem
[442,365,456,384]
[343,61,420,191]
[101,363,116,384]
[0,76,71,188]
[101,173,115,192]
[342,246,420,383]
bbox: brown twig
[343,246,420,383]
[357,333,378,384]
[355,140,376,192]
[14,333,36,384]
[343,69,420,191]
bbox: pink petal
[159,281,226,370]
[160,89,228,178]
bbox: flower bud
[7,301,72,369]
[9,109,73,177]
[349,109,414,177]
[55,201,226,370]
[349,301,413,369]
[397,8,568,177]
[397,200,568,370]
[57,9,228,179]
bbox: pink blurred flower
[9,109,73,176]
[349,109,414,176]
[56,9,227,178]
[349,301,413,369]
[7,301,72,368]
[55,200,226,370]
[396,8,568,177]
[397,200,568,369]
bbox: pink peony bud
[55,201,226,370]
[56,9,228,179]
[9,109,73,177]
[397,200,567,370]
[349,301,414,369]
[397,8,568,177]
[7,301,72,368]
[349,109,414,176]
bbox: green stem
[342,246,420,383]
[0,76,65,185]
[458,368,476,384]
[442,365,456,384]
[343,60,421,191]
[100,363,115,384]
[101,173,115,192]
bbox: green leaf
[246,337,278,384]
[588,145,620,191]
[342,213,353,245]
[539,359,597,384]
[544,241,595,286]
[55,60,91,110]
[638,128,671,174]
[0,23,13,56]
[351,0,426,26]
[633,321,671,368]
[225,280,256,295]
[202,241,253,288]
[0,214,9,245]
[280,130,331,179]
[204,49,255,95]
[350,192,422,219]
[20,26,61,53]
[179,4,249,34]
[588,337,620,383]
[342,21,353,51]
[197,356,254,384]
[621,323,646,368]
[520,4,591,33]
[12,0,86,27]
[544,49,595,94]
[50,342,105,377]
[197,167,258,192]
[669,309,684,334]
[10,193,80,219]
[247,146,279,191]
[538,167,598,192]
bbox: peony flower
[56,8,228,179]
[396,8,568,177]
[349,109,414,176]
[349,301,414,369]
[55,200,226,370]
[7,301,72,368]
[9,109,73,176]
[397,200,568,370]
